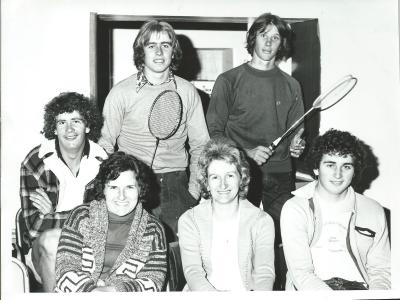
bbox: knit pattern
[55,200,167,292]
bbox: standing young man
[281,129,391,290]
[20,92,108,291]
[207,13,305,241]
[98,20,209,241]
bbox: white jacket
[281,181,391,290]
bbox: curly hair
[246,12,293,61]
[133,19,182,71]
[89,152,150,203]
[307,129,365,184]
[42,92,103,142]
[197,137,250,200]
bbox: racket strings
[148,91,182,139]
[315,77,357,110]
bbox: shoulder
[65,203,91,227]
[355,193,386,219]
[106,75,137,100]
[276,68,301,89]
[174,75,198,93]
[88,140,108,160]
[146,211,166,233]
[21,145,42,168]
[179,201,209,227]
[216,64,246,83]
[281,195,310,219]
[111,74,136,90]
[241,200,274,226]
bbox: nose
[220,177,228,189]
[334,167,342,179]
[65,121,74,132]
[118,188,125,200]
[265,38,272,46]
[155,45,163,55]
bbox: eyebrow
[322,160,354,165]
[146,41,172,45]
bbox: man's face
[252,24,281,64]
[315,153,355,198]
[104,170,139,217]
[55,110,89,153]
[143,31,173,76]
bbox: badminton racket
[148,89,183,169]
[268,74,358,151]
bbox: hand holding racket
[268,74,358,152]
[148,90,183,169]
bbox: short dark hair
[246,12,292,61]
[133,19,182,71]
[197,137,250,200]
[42,92,103,142]
[307,129,365,183]
[90,152,150,203]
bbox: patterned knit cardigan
[55,200,167,292]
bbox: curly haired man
[20,92,108,291]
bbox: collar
[39,137,90,161]
[54,137,90,160]
[136,70,176,92]
[294,181,356,213]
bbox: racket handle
[268,143,277,152]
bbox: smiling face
[252,24,281,66]
[143,31,173,78]
[315,153,355,199]
[104,170,139,216]
[55,110,89,153]
[207,159,241,205]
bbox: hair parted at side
[246,12,293,61]
[133,19,182,71]
[307,129,365,184]
[42,92,103,142]
[197,137,250,200]
[89,152,150,203]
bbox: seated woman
[178,137,275,291]
[55,152,167,292]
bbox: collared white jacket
[281,181,391,290]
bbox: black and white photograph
[2,0,399,299]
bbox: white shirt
[208,212,245,291]
[311,192,365,283]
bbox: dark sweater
[207,63,304,172]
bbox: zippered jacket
[281,181,391,290]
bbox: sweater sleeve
[280,200,331,290]
[364,206,391,289]
[252,212,275,290]
[178,210,217,291]
[55,207,97,292]
[113,220,168,292]
[286,78,305,140]
[186,86,210,200]
[20,152,70,245]
[98,87,126,155]
[206,75,231,138]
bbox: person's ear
[313,169,319,177]
[85,127,90,133]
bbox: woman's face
[104,170,139,216]
[207,159,241,205]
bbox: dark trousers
[247,165,295,291]
[148,171,197,243]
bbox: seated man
[281,129,390,290]
[19,92,108,291]
[55,152,167,292]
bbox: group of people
[18,12,391,293]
